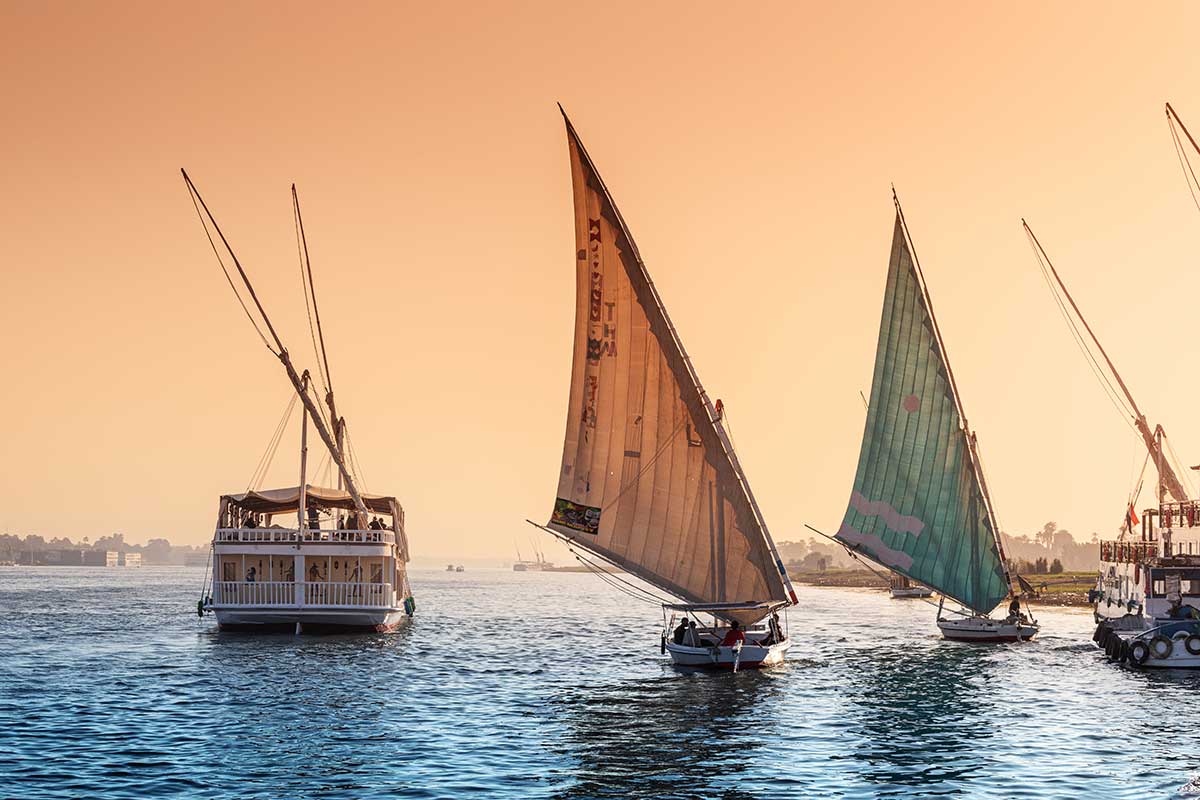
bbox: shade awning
[662,601,784,613]
[222,485,396,515]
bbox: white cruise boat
[208,487,413,632]
[184,171,414,633]
[1092,502,1200,668]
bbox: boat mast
[182,169,369,515]
[292,185,347,490]
[892,190,1013,587]
[559,107,796,605]
[1022,220,1189,502]
[298,371,310,530]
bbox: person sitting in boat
[1168,598,1200,620]
[368,517,382,530]
[720,620,745,648]
[764,612,783,645]
[672,618,690,645]
[244,513,258,529]
[307,505,321,531]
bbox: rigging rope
[1025,231,1138,430]
[246,392,299,490]
[598,416,690,515]
[187,188,278,356]
[294,205,332,399]
[1169,113,1200,215]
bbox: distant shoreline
[788,568,1094,607]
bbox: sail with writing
[545,111,794,625]
[836,212,1010,615]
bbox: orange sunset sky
[4,3,1200,562]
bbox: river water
[1,566,1198,799]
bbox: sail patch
[849,492,925,536]
[552,498,601,535]
[836,523,915,570]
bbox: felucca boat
[833,195,1037,643]
[531,110,797,670]
[184,173,415,633]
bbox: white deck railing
[215,528,395,545]
[213,581,395,608]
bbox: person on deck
[672,618,690,645]
[246,566,256,583]
[307,505,321,531]
[244,514,258,529]
[721,620,745,648]
[766,612,783,645]
[685,620,701,647]
[1005,594,1021,623]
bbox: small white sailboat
[832,193,1037,643]
[532,109,797,670]
[184,173,415,633]
[889,574,933,599]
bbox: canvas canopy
[222,485,397,515]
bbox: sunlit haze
[4,3,1200,563]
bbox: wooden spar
[182,169,369,514]
[1022,220,1189,502]
[891,189,1013,591]
[298,372,310,531]
[292,185,345,489]
[558,106,797,606]
[1167,102,1200,158]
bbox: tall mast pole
[1023,220,1189,502]
[292,185,346,489]
[183,169,369,514]
[298,371,310,531]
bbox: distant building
[82,550,109,567]
[120,552,141,567]
[105,551,119,567]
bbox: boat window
[1153,579,1166,597]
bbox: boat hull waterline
[665,639,790,670]
[937,616,1039,643]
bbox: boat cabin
[208,484,412,631]
[1096,500,1200,624]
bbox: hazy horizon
[4,3,1200,561]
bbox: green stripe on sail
[836,216,1009,615]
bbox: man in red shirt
[720,620,745,647]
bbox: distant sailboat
[835,194,1037,642]
[532,109,797,669]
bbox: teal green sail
[835,212,1011,615]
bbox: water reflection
[835,638,998,794]
[553,670,783,799]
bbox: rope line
[1169,113,1200,215]
[1025,231,1137,430]
[246,392,299,490]
[187,188,277,355]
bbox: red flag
[1127,504,1139,529]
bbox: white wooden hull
[214,606,408,632]
[937,616,1038,642]
[1099,624,1200,669]
[890,587,934,599]
[665,639,790,669]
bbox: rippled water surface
[3,566,1200,799]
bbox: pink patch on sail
[903,394,920,413]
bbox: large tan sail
[546,114,794,625]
